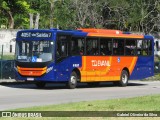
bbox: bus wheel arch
[72,68,81,82]
[66,68,80,89]
[123,67,130,79]
[114,67,129,87]
[120,68,129,87]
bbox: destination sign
[19,32,52,38]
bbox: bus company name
[91,60,111,67]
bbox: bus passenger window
[113,39,124,55]
[148,40,152,55]
[142,40,151,56]
[100,45,106,55]
[142,49,148,55]
[125,39,137,56]
[80,47,84,55]
[113,49,118,55]
[70,37,84,56]
[100,38,112,55]
[86,38,99,56]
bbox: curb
[0,79,16,83]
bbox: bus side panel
[130,56,154,80]
[80,56,138,82]
[55,56,82,81]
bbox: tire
[114,70,129,87]
[87,82,100,87]
[35,82,46,89]
[67,71,77,89]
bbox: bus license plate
[27,78,34,81]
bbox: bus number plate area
[27,78,34,81]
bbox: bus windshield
[16,40,54,62]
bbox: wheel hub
[122,74,127,83]
[71,76,76,84]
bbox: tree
[69,0,104,28]
[1,0,160,33]
[48,0,57,28]
[0,0,30,29]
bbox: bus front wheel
[67,71,77,89]
[114,70,129,87]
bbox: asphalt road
[0,80,160,110]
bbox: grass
[13,94,160,111]
[1,94,160,120]
[144,74,160,81]
[0,55,14,60]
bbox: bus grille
[17,66,47,76]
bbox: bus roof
[17,28,153,40]
[79,28,144,39]
[78,28,123,34]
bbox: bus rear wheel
[67,71,77,89]
[35,81,46,89]
[114,70,129,87]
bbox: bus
[15,28,154,89]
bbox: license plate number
[27,78,34,81]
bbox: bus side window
[137,40,143,55]
[137,49,141,55]
[70,37,84,56]
[142,49,148,55]
[113,48,118,55]
[86,37,99,56]
[113,39,124,55]
[125,39,137,56]
[137,39,151,56]
[100,38,112,55]
[148,40,152,55]
[142,40,150,56]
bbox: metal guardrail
[0,60,15,80]
[155,62,160,74]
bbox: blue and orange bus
[15,28,154,89]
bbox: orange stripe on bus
[129,57,138,73]
[81,76,120,82]
[17,66,47,76]
[17,66,47,71]
[79,28,123,34]
[79,56,138,82]
[87,33,144,39]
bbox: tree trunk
[29,13,34,29]
[35,13,40,29]
[50,2,54,28]
[48,0,56,28]
[8,11,14,29]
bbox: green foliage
[1,1,10,11]
[0,0,31,28]
[54,0,77,29]
[0,0,160,32]
[0,55,14,60]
